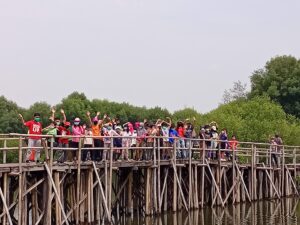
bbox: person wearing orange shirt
[87,111,106,161]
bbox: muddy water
[93,198,300,225]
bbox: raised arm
[86,111,92,126]
[165,117,172,127]
[192,116,196,126]
[61,109,67,123]
[155,119,162,126]
[18,113,25,125]
[51,108,56,121]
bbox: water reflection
[105,198,299,225]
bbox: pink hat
[92,117,99,122]
[135,122,140,129]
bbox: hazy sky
[0,0,299,113]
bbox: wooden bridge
[0,134,299,225]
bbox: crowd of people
[17,109,282,165]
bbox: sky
[0,0,299,113]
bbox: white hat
[211,126,217,131]
[115,126,122,130]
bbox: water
[98,198,300,225]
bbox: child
[19,113,43,163]
[228,135,238,160]
[57,121,71,162]
[86,111,106,161]
[219,128,228,161]
[70,118,84,161]
[82,125,93,161]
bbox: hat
[74,117,81,122]
[211,126,217,131]
[65,122,71,126]
[115,126,122,130]
[92,117,99,122]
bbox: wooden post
[201,140,206,208]
[18,137,23,225]
[157,138,161,214]
[281,146,285,196]
[55,172,62,225]
[2,139,8,225]
[153,138,158,214]
[127,170,133,216]
[44,163,70,225]
[173,140,177,212]
[178,168,182,210]
[145,168,152,215]
[188,139,192,209]
[92,162,110,221]
[109,137,113,218]
[0,186,13,225]
[87,169,92,224]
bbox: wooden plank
[262,163,280,199]
[44,163,70,225]
[205,159,224,207]
[92,162,111,221]
[234,162,251,202]
[0,186,13,225]
[285,165,299,196]
[171,159,188,211]
[75,138,82,224]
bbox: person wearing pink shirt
[69,117,84,161]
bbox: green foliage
[202,96,300,145]
[1,91,300,146]
[24,102,52,126]
[0,96,25,133]
[250,55,300,118]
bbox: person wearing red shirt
[176,121,186,159]
[19,112,43,162]
[228,135,239,160]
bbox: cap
[74,118,81,122]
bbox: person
[102,123,119,161]
[274,134,283,166]
[82,125,93,161]
[219,128,228,161]
[70,117,84,162]
[184,117,196,158]
[114,126,123,160]
[19,113,43,163]
[161,118,171,159]
[198,128,206,159]
[177,121,186,159]
[129,129,137,159]
[136,122,147,161]
[42,120,58,154]
[169,123,179,158]
[145,124,157,161]
[122,125,132,161]
[228,135,238,160]
[204,125,212,159]
[210,126,219,160]
[87,111,106,161]
[270,137,278,167]
[49,109,68,161]
[57,121,71,162]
